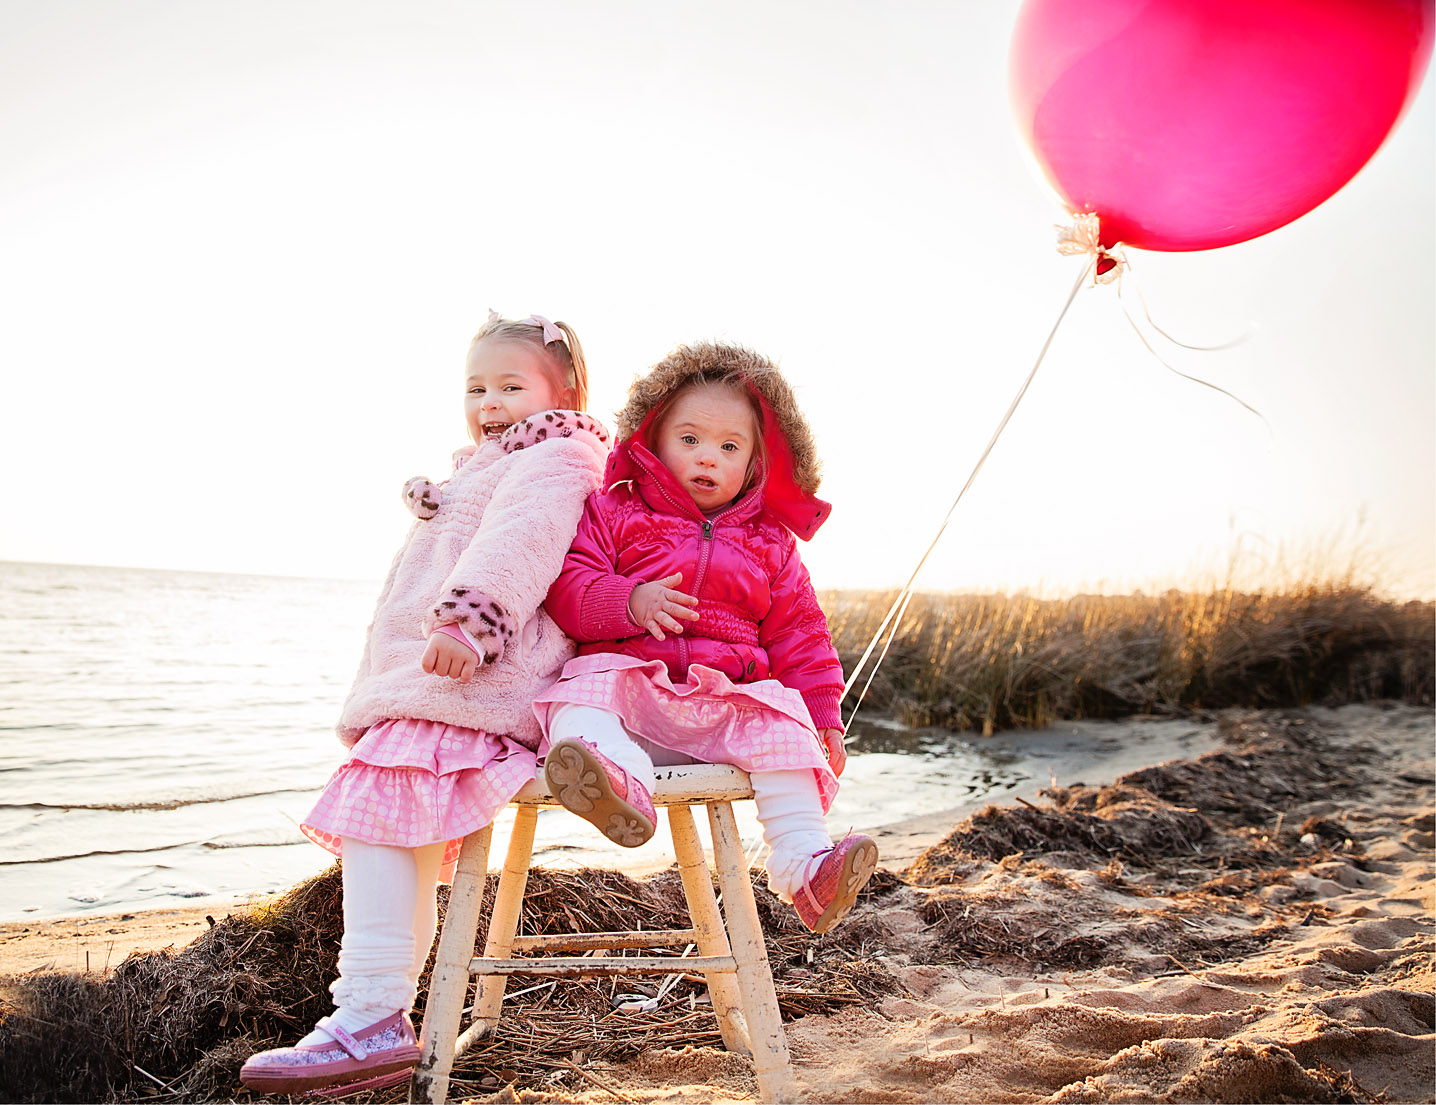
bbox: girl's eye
[468,387,484,395]
[504,385,524,392]
[722,442,738,452]
[681,434,698,446]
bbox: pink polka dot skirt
[534,654,838,812]
[302,717,538,882]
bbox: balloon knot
[1055,212,1125,284]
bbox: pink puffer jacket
[544,436,844,731]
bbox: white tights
[299,838,444,1041]
[547,703,832,902]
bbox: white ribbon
[1056,212,1125,285]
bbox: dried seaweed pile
[419,866,904,1099]
[897,711,1390,976]
[0,867,346,1103]
[908,712,1371,887]
[0,861,903,1103]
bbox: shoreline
[1,711,1221,928]
[0,712,1224,975]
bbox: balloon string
[1120,255,1255,351]
[840,258,1094,731]
[1115,263,1271,433]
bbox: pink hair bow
[522,314,564,345]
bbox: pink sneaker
[544,738,657,847]
[793,834,880,934]
[238,1010,420,1096]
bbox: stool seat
[510,761,754,806]
[410,762,797,1104]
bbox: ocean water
[0,561,1218,924]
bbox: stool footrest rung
[508,928,699,953]
[470,955,735,976]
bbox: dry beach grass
[822,582,1433,732]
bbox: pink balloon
[1010,0,1434,251]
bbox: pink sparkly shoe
[793,834,880,934]
[544,738,657,847]
[238,1010,421,1096]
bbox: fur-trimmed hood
[609,342,831,540]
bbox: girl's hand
[821,728,847,776]
[628,573,700,641]
[421,632,480,683]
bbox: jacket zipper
[681,518,725,673]
[634,458,705,672]
[631,450,753,674]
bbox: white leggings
[547,703,832,900]
[300,838,445,1037]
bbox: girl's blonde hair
[468,314,589,411]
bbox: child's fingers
[667,598,701,620]
[645,618,667,641]
[655,572,684,589]
[656,611,685,635]
[457,656,476,683]
[665,589,700,611]
[421,641,439,674]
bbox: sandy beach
[2,703,1431,1103]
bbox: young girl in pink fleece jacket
[537,341,878,936]
[241,313,609,1097]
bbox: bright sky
[3,1,1432,599]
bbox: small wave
[0,787,319,813]
[0,840,205,866]
[202,839,304,851]
[1,833,308,866]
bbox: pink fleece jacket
[337,410,609,750]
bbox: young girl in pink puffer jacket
[241,313,609,1098]
[537,342,878,935]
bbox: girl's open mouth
[691,477,717,491]
[482,422,511,439]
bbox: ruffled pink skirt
[302,717,538,883]
[533,654,838,812]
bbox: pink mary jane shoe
[544,738,657,847]
[794,834,880,934]
[239,1010,421,1096]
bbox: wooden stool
[410,763,796,1104]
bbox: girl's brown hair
[467,315,589,411]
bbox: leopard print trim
[426,590,515,664]
[502,410,610,452]
[402,477,440,520]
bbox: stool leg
[412,825,494,1105]
[667,804,752,1056]
[707,801,798,1103]
[462,805,538,1046]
